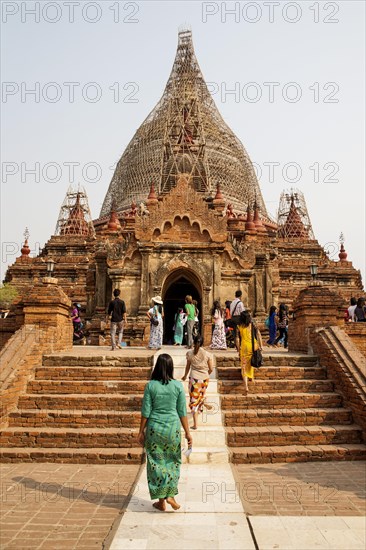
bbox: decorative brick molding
[0,279,73,427]
[344,323,366,357]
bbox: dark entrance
[163,276,201,345]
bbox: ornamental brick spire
[55,186,94,237]
[20,227,31,259]
[338,233,348,261]
[277,190,314,240]
[107,201,121,232]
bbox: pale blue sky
[1,1,365,283]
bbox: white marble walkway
[110,462,255,550]
[109,346,365,550]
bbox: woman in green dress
[138,354,192,511]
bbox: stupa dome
[100,30,268,219]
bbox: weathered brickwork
[289,285,366,442]
[344,323,366,356]
[0,351,153,464]
[0,280,72,428]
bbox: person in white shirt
[347,297,357,322]
[230,290,245,317]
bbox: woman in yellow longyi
[236,310,263,393]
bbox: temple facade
[5,30,363,346]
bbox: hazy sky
[1,0,365,283]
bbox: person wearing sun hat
[147,295,164,349]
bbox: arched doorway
[162,270,202,345]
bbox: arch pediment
[135,175,227,243]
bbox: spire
[20,227,31,259]
[253,199,266,233]
[212,183,225,213]
[100,30,268,220]
[277,189,314,240]
[245,205,256,232]
[107,201,121,232]
[61,192,89,236]
[214,183,223,201]
[55,186,94,237]
[338,232,348,261]
[146,182,159,207]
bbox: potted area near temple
[0,284,18,318]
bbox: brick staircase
[217,353,366,463]
[0,353,153,464]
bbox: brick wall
[310,326,366,441]
[288,283,345,354]
[0,302,25,350]
[0,279,73,427]
[289,283,366,441]
[344,323,366,357]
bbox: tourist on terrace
[108,289,127,351]
[147,296,164,349]
[192,299,200,337]
[138,354,192,511]
[71,302,82,334]
[185,295,196,348]
[229,290,245,319]
[354,297,366,322]
[173,307,186,345]
[347,297,357,322]
[182,335,213,430]
[236,311,263,393]
[266,305,278,346]
[210,300,227,349]
[274,303,289,348]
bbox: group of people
[172,295,199,347]
[266,303,289,348]
[147,294,199,350]
[138,337,214,511]
[104,290,366,352]
[347,297,366,322]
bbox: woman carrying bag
[236,311,263,393]
[147,296,164,349]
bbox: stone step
[173,367,218,380]
[35,366,152,380]
[42,355,154,367]
[0,447,144,464]
[8,409,142,428]
[9,406,223,429]
[181,426,226,447]
[182,446,229,464]
[262,355,318,367]
[219,379,334,394]
[226,425,363,447]
[221,392,343,409]
[0,426,228,455]
[223,407,353,427]
[217,366,326,380]
[229,443,366,464]
[0,427,140,448]
[216,355,319,369]
[28,380,148,394]
[28,379,219,395]
[18,394,143,411]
